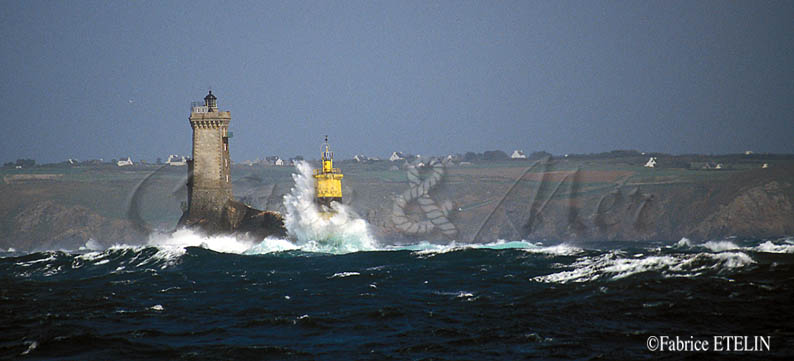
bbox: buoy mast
[313,136,343,208]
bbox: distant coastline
[1,151,793,251]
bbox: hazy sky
[1,0,792,163]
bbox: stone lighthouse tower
[185,90,232,221]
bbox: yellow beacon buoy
[314,136,343,215]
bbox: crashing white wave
[701,241,741,252]
[672,238,794,254]
[389,240,582,255]
[753,240,794,254]
[147,228,255,255]
[78,239,104,251]
[674,237,692,247]
[139,161,379,256]
[280,161,377,254]
[329,272,361,278]
[523,243,583,256]
[243,237,300,254]
[533,250,756,284]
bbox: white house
[274,158,285,166]
[166,154,187,166]
[511,150,527,159]
[644,157,657,168]
[389,152,405,162]
[117,157,133,167]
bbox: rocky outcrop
[177,200,287,240]
[688,181,794,239]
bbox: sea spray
[280,161,377,253]
[138,162,377,255]
[147,228,255,256]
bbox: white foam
[330,272,360,278]
[701,241,741,252]
[94,230,253,270]
[533,250,756,284]
[390,240,579,255]
[523,243,583,256]
[15,253,57,267]
[684,239,794,254]
[675,237,692,247]
[244,237,300,254]
[75,251,104,262]
[78,239,104,251]
[148,228,254,255]
[753,241,794,254]
[708,251,756,268]
[281,161,377,254]
[20,341,38,356]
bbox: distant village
[3,149,784,171]
[2,150,529,169]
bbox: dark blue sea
[2,237,793,360]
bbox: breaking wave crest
[280,161,378,253]
[675,237,794,254]
[5,236,788,286]
[533,250,756,284]
[392,240,582,256]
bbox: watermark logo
[391,159,457,238]
[647,335,771,352]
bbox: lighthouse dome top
[204,90,217,111]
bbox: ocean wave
[389,240,582,256]
[753,240,794,254]
[243,237,300,254]
[2,234,585,262]
[147,228,255,256]
[522,243,583,256]
[701,240,742,252]
[532,250,756,284]
[329,272,361,278]
[282,161,378,253]
[674,237,692,247]
[672,238,794,254]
